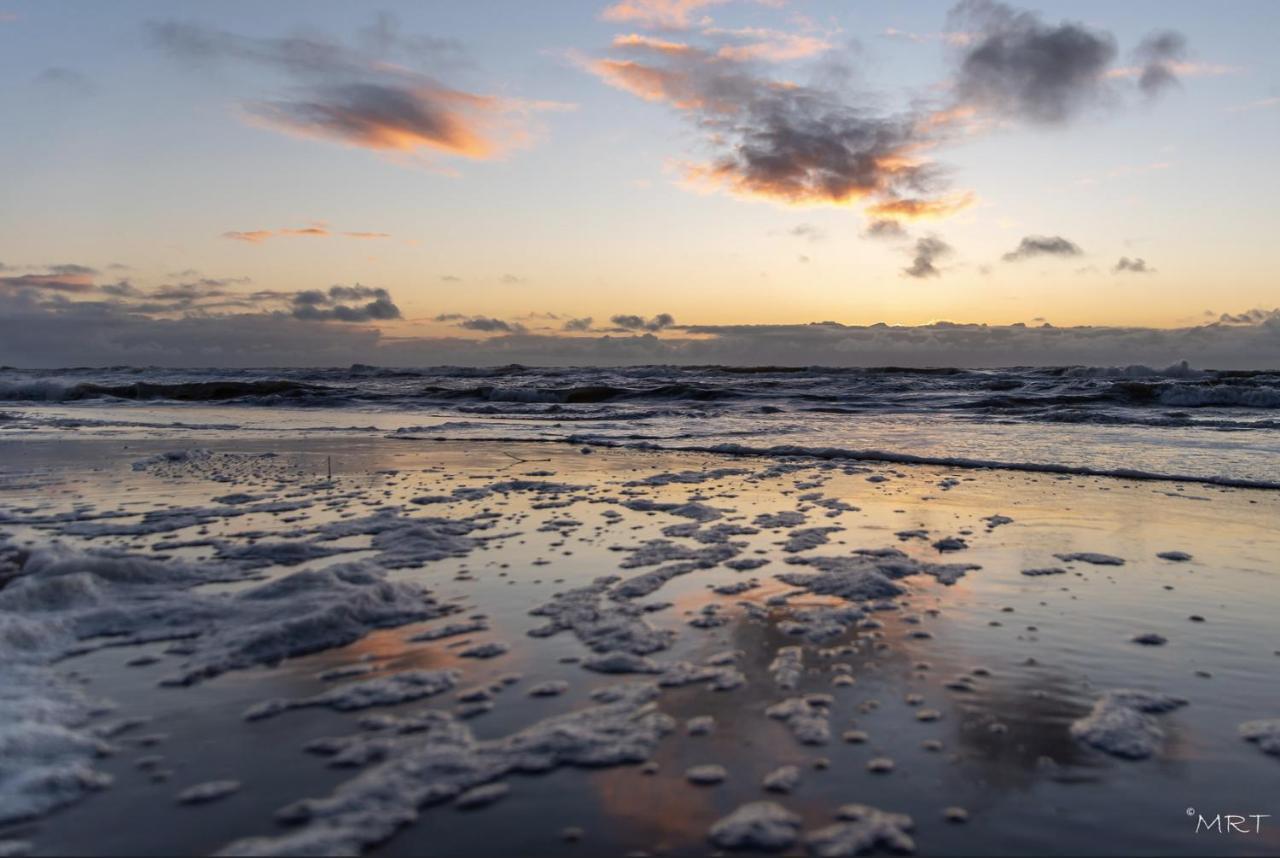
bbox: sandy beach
[2,433,1277,856]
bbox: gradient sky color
[2,0,1278,351]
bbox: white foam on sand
[1070,690,1188,760]
[707,801,802,852]
[807,804,916,857]
[219,683,673,856]
[1238,719,1280,757]
[765,695,832,745]
[0,536,458,823]
[245,670,461,721]
[528,576,675,656]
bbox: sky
[1,0,1278,367]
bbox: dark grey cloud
[903,236,952,279]
[1134,30,1188,98]
[1002,235,1083,261]
[949,0,1118,124]
[864,219,907,239]
[499,274,526,284]
[610,313,675,332]
[290,285,401,322]
[458,316,524,333]
[99,281,142,298]
[563,317,594,332]
[789,223,826,242]
[1219,308,1280,325]
[592,38,948,208]
[1114,256,1154,274]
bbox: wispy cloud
[705,26,833,62]
[149,16,565,165]
[1226,96,1280,114]
[788,223,825,242]
[600,0,728,30]
[221,224,391,243]
[866,192,975,222]
[881,27,972,47]
[34,67,95,96]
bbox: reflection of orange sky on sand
[326,624,538,677]
[588,766,717,849]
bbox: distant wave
[0,379,330,403]
[416,382,745,404]
[2,364,1277,429]
[388,432,1280,491]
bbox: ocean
[3,362,1278,486]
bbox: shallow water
[1,435,1278,856]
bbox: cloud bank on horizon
[1,273,1277,369]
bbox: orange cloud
[612,33,695,55]
[708,28,833,62]
[245,85,518,160]
[150,20,558,166]
[588,58,705,108]
[222,230,274,243]
[601,0,728,30]
[222,225,392,243]
[866,192,977,221]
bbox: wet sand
[1,436,1278,856]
